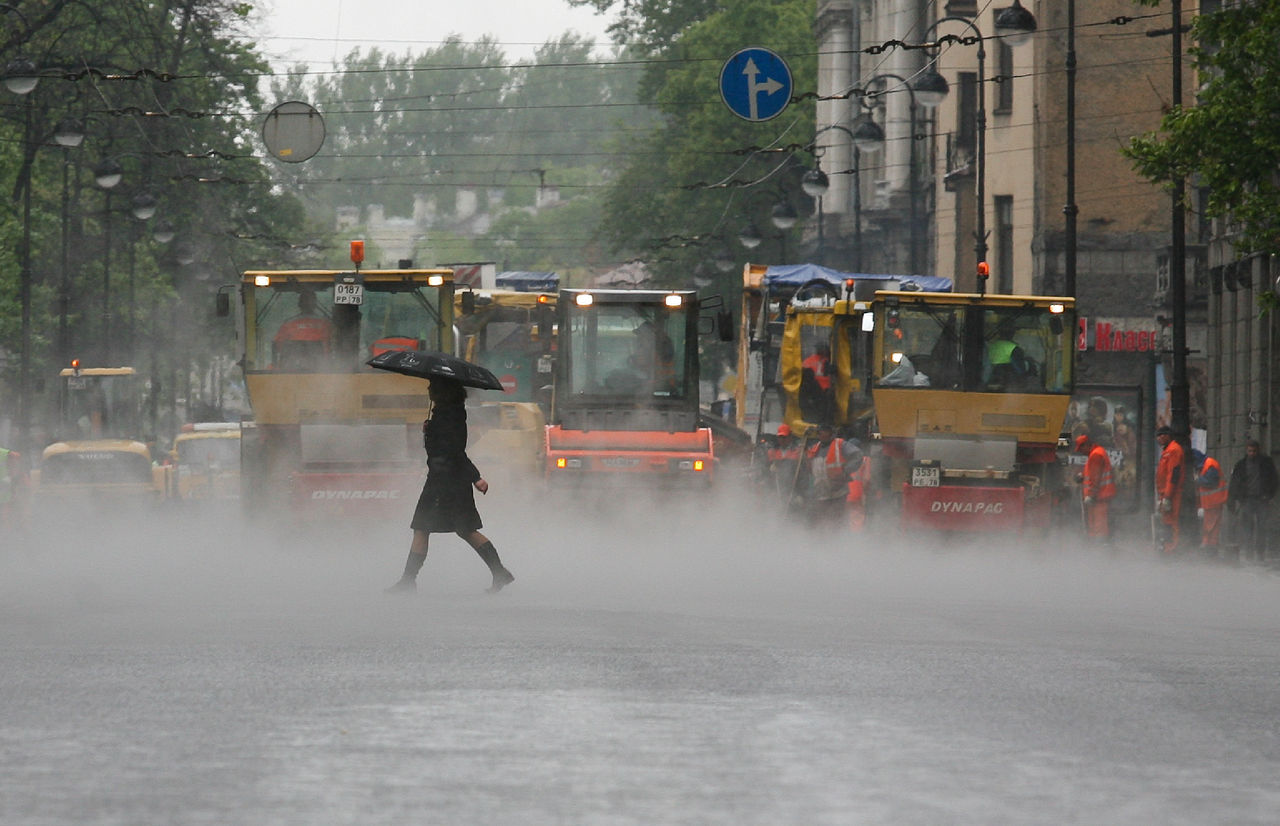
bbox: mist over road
[4,488,1280,824]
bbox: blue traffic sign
[719,47,793,122]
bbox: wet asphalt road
[4,491,1280,825]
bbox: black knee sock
[474,541,504,573]
[402,551,427,581]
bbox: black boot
[386,551,426,594]
[474,541,514,593]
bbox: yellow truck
[172,422,241,502]
[35,364,174,507]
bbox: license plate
[600,456,641,468]
[911,466,940,487]
[334,283,363,305]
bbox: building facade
[812,0,1208,525]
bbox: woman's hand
[474,478,489,495]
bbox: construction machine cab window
[63,371,141,440]
[877,302,1070,394]
[566,304,687,399]
[249,279,446,373]
[176,435,240,470]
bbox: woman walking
[387,377,514,594]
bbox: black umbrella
[366,349,504,391]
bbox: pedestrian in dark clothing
[1228,439,1279,561]
[387,378,514,594]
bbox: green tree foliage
[270,34,647,274]
[568,0,723,50]
[0,0,307,426]
[589,0,817,288]
[1124,2,1280,254]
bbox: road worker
[1075,433,1116,544]
[1155,425,1185,554]
[1192,449,1227,552]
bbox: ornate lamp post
[94,157,123,362]
[911,1,1037,291]
[53,118,85,365]
[737,190,799,263]
[802,124,857,267]
[124,191,159,362]
[849,74,922,276]
[3,3,40,452]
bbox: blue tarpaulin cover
[496,271,559,292]
[761,263,952,293]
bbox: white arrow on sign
[742,57,785,121]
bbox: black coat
[409,402,483,533]
[1228,453,1279,506]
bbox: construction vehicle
[734,263,951,441]
[223,243,455,519]
[544,288,727,487]
[34,363,174,506]
[751,273,1075,534]
[454,288,556,475]
[868,290,1076,532]
[172,422,241,502]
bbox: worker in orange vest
[1155,425,1186,554]
[273,291,333,369]
[766,423,802,500]
[806,423,848,524]
[841,438,872,531]
[1075,433,1116,542]
[1193,449,1227,550]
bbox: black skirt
[409,475,483,533]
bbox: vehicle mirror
[1049,317,1063,336]
[215,292,230,317]
[717,309,735,342]
[461,290,476,315]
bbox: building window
[995,195,1014,294]
[995,41,1014,113]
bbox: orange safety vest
[1083,445,1116,501]
[806,439,846,480]
[1198,455,1228,509]
[767,445,801,463]
[370,336,419,357]
[1156,438,1185,501]
[846,455,871,503]
[275,316,332,344]
[802,353,832,390]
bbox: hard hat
[1074,434,1090,452]
[776,424,791,437]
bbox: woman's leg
[460,530,514,592]
[386,530,430,592]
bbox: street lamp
[123,192,159,361]
[95,158,124,362]
[912,1,1037,292]
[5,54,36,456]
[803,124,857,267]
[2,0,40,454]
[54,118,85,369]
[738,191,800,261]
[850,73,923,276]
[152,219,176,245]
